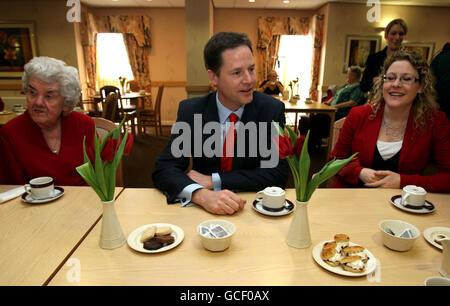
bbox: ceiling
[81,0,450,10]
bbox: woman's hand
[364,170,401,189]
[358,168,380,184]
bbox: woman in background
[360,19,408,94]
[331,49,450,193]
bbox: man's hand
[192,188,246,215]
[187,170,213,190]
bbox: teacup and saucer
[22,176,65,204]
[390,185,435,214]
[252,186,294,216]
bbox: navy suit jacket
[152,91,289,203]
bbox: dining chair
[102,92,119,122]
[137,85,164,136]
[331,117,346,151]
[127,80,140,92]
[100,85,137,136]
[92,117,124,187]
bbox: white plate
[312,241,377,277]
[390,195,435,214]
[127,223,184,254]
[252,199,294,217]
[423,227,450,250]
[21,186,65,204]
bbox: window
[275,35,313,99]
[96,33,134,90]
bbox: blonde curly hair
[368,48,439,131]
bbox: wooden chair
[93,117,124,187]
[100,85,137,136]
[102,92,119,122]
[127,80,140,92]
[331,117,346,151]
[137,85,164,136]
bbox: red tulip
[101,138,119,162]
[293,135,306,156]
[87,145,95,164]
[124,133,133,155]
[276,134,294,159]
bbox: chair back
[92,117,124,187]
[331,117,346,151]
[154,85,164,115]
[102,92,119,121]
[127,80,139,92]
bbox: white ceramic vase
[99,200,126,249]
[286,200,312,249]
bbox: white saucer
[312,241,377,277]
[21,187,65,204]
[252,199,294,217]
[390,195,435,214]
[127,223,184,254]
[423,227,450,250]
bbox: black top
[358,144,401,187]
[360,47,388,93]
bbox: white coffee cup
[25,177,55,200]
[256,186,286,211]
[401,185,427,207]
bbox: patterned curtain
[309,14,325,101]
[256,16,310,83]
[256,17,289,82]
[80,10,152,106]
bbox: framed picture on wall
[343,35,381,73]
[0,21,38,78]
[402,42,435,63]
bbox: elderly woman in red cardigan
[0,57,96,185]
[330,48,450,193]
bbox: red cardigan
[330,104,450,193]
[0,110,96,186]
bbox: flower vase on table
[76,117,134,249]
[119,76,127,95]
[273,123,358,249]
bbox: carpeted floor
[122,126,329,188]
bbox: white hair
[22,56,81,110]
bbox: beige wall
[1,2,449,121]
[322,3,450,88]
[0,0,77,109]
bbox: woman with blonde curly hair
[330,48,450,193]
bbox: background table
[0,185,122,285]
[48,188,449,286]
[281,99,336,157]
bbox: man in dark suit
[152,32,288,215]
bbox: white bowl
[379,220,420,251]
[424,277,450,286]
[197,219,236,252]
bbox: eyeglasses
[383,74,420,85]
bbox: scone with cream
[340,256,366,273]
[343,245,369,263]
[334,234,350,253]
[321,247,341,267]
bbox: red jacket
[0,110,96,186]
[330,104,450,193]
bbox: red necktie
[220,113,239,172]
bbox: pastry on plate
[342,245,369,263]
[321,247,341,267]
[334,234,350,253]
[340,256,366,273]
